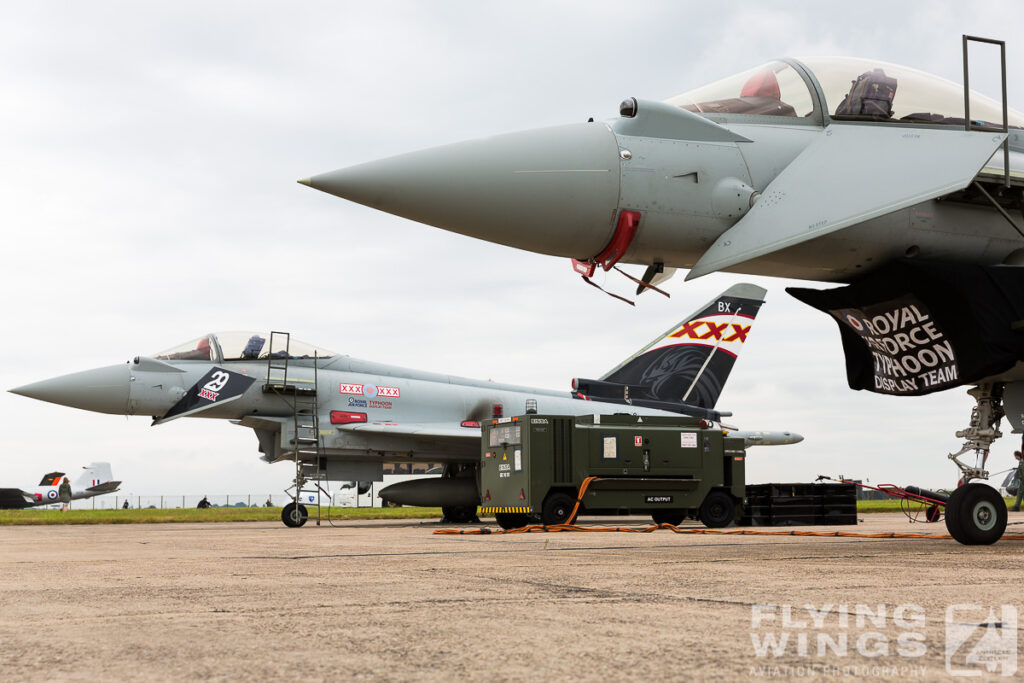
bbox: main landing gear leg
[944,383,1007,545]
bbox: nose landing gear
[944,383,1009,545]
[944,483,1007,545]
[281,501,309,528]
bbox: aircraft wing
[344,422,481,440]
[687,126,1008,280]
[85,481,121,494]
[978,147,1024,184]
[0,488,36,509]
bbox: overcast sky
[2,1,1022,500]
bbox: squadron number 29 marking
[199,370,230,401]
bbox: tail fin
[37,471,65,487]
[74,462,114,488]
[575,283,766,410]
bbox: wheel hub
[972,501,997,531]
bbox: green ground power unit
[479,414,746,530]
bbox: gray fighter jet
[300,55,1021,286]
[10,284,799,527]
[301,47,1024,544]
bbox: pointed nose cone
[10,364,131,415]
[303,122,622,258]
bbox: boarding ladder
[264,331,328,526]
[960,36,1024,241]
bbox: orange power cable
[434,522,1024,540]
[446,475,1024,540]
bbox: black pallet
[739,483,857,527]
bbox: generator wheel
[946,483,1006,545]
[651,511,685,527]
[281,502,308,528]
[541,492,577,525]
[699,490,735,528]
[494,513,531,530]
[442,505,478,524]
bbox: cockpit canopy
[666,56,1023,129]
[153,332,335,363]
[668,60,816,118]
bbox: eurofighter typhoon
[10,285,799,526]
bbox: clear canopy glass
[666,60,815,118]
[666,57,1023,128]
[152,332,335,363]
[153,335,216,362]
[800,56,1023,127]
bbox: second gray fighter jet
[10,284,800,526]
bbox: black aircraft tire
[944,489,968,543]
[651,511,685,527]
[442,505,478,524]
[699,490,735,529]
[541,493,577,525]
[949,483,1006,545]
[282,502,308,528]
[494,513,531,530]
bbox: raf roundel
[47,490,58,500]
[844,313,865,332]
[363,384,377,398]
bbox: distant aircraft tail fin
[572,283,766,411]
[75,462,114,488]
[37,471,65,487]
